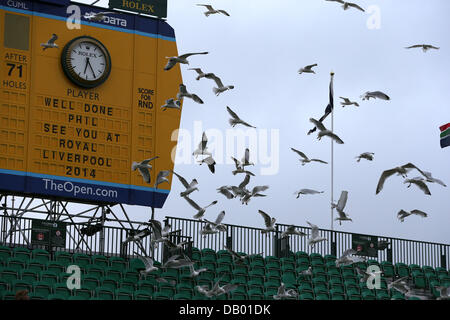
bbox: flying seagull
[361,91,390,101]
[154,170,171,188]
[183,196,218,220]
[197,4,230,17]
[83,11,119,22]
[192,132,211,157]
[164,52,209,71]
[422,171,447,187]
[403,177,431,195]
[189,68,216,81]
[131,156,159,184]
[217,186,235,199]
[198,155,216,174]
[203,211,227,232]
[177,84,204,104]
[227,106,256,128]
[241,185,269,205]
[355,266,382,284]
[356,152,375,162]
[298,64,318,74]
[171,171,199,197]
[405,44,439,52]
[309,118,344,144]
[307,221,328,247]
[397,209,428,222]
[295,189,324,198]
[162,254,195,269]
[200,222,221,237]
[210,74,234,96]
[41,34,58,50]
[147,220,171,247]
[326,0,365,12]
[231,157,255,176]
[133,252,158,275]
[281,225,308,238]
[340,97,359,107]
[434,286,450,300]
[240,148,254,167]
[331,191,352,224]
[258,210,276,235]
[335,249,359,267]
[161,98,181,111]
[291,148,328,166]
[376,163,426,194]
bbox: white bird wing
[226,106,240,120]
[405,44,423,49]
[239,174,251,189]
[178,83,188,95]
[341,248,357,258]
[397,210,410,220]
[307,221,319,238]
[309,118,327,131]
[149,220,163,240]
[137,167,150,184]
[326,132,345,144]
[164,59,177,71]
[218,10,230,16]
[372,91,390,100]
[197,4,215,11]
[410,180,431,195]
[290,148,308,160]
[337,191,348,211]
[215,211,225,224]
[178,52,209,59]
[243,148,250,163]
[402,163,426,178]
[171,171,190,189]
[184,196,202,211]
[141,156,159,165]
[305,63,318,69]
[211,74,225,88]
[258,210,272,227]
[376,168,398,194]
[411,209,428,218]
[348,2,365,11]
[310,159,328,164]
[252,185,269,194]
[189,68,204,75]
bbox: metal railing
[1,213,448,269]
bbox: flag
[308,73,334,135]
[440,123,450,148]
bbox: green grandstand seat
[315,293,330,300]
[391,292,405,300]
[12,279,33,292]
[0,267,19,283]
[248,290,264,300]
[361,289,376,300]
[21,269,39,282]
[33,281,53,297]
[200,261,217,273]
[176,282,193,294]
[153,291,171,300]
[156,281,176,297]
[103,266,122,281]
[95,286,114,300]
[85,264,104,278]
[101,276,118,291]
[115,288,133,300]
[217,256,232,265]
[29,292,47,300]
[367,259,380,267]
[413,272,427,289]
[67,296,86,300]
[161,268,178,282]
[216,264,232,275]
[54,282,72,298]
[0,246,12,261]
[27,259,46,272]
[324,254,336,263]
[422,266,435,277]
[46,261,66,274]
[72,286,92,299]
[179,275,195,288]
[72,253,91,267]
[82,275,100,290]
[201,248,217,259]
[48,293,67,300]
[191,248,201,261]
[266,268,281,279]
[265,256,280,267]
[330,286,345,295]
[173,292,192,300]
[109,256,127,269]
[31,249,50,264]
[232,263,248,273]
[327,265,340,275]
[1,291,17,300]
[295,251,309,261]
[217,249,231,259]
[381,261,395,278]
[13,247,31,260]
[134,289,152,300]
[375,289,390,300]
[7,257,26,270]
[329,278,344,290]
[299,292,314,300]
[347,293,361,300]
[395,263,410,277]
[0,278,9,293]
[249,254,265,264]
[353,261,368,271]
[340,265,355,277]
[54,251,73,264]
[281,273,297,285]
[231,291,248,300]
[91,254,109,268]
[331,292,346,300]
[250,263,265,274]
[129,258,145,272]
[40,270,59,285]
[409,264,422,274]
[313,284,328,295]
[312,274,327,284]
[118,278,135,291]
[345,284,360,296]
[310,253,324,264]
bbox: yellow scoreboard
[0,0,183,207]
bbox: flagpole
[330,71,335,231]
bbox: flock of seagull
[36,1,445,300]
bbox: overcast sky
[75,0,450,244]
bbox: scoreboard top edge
[0,0,175,40]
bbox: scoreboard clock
[61,36,111,88]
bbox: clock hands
[83,57,89,75]
[83,57,96,79]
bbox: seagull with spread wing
[133,252,158,275]
[217,186,235,199]
[41,34,58,50]
[403,177,431,195]
[294,189,324,198]
[405,44,439,52]
[162,255,195,269]
[231,157,255,176]
[241,185,269,205]
[161,98,181,111]
[164,52,209,71]
[198,155,216,174]
[183,196,218,220]
[361,91,390,101]
[397,209,428,222]
[326,0,365,12]
[258,210,276,235]
[83,11,120,22]
[273,283,298,300]
[376,163,426,194]
[171,171,199,197]
[309,118,344,144]
[291,148,328,166]
[154,170,171,189]
[340,97,359,107]
[131,156,159,184]
[307,221,328,247]
[298,64,318,74]
[192,132,211,157]
[422,171,447,187]
[197,4,230,17]
[281,225,308,238]
[203,211,227,233]
[189,68,216,81]
[210,75,234,96]
[356,152,375,162]
[177,84,204,104]
[227,106,256,128]
[332,191,352,224]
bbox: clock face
[61,36,111,88]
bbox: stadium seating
[0,245,447,300]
